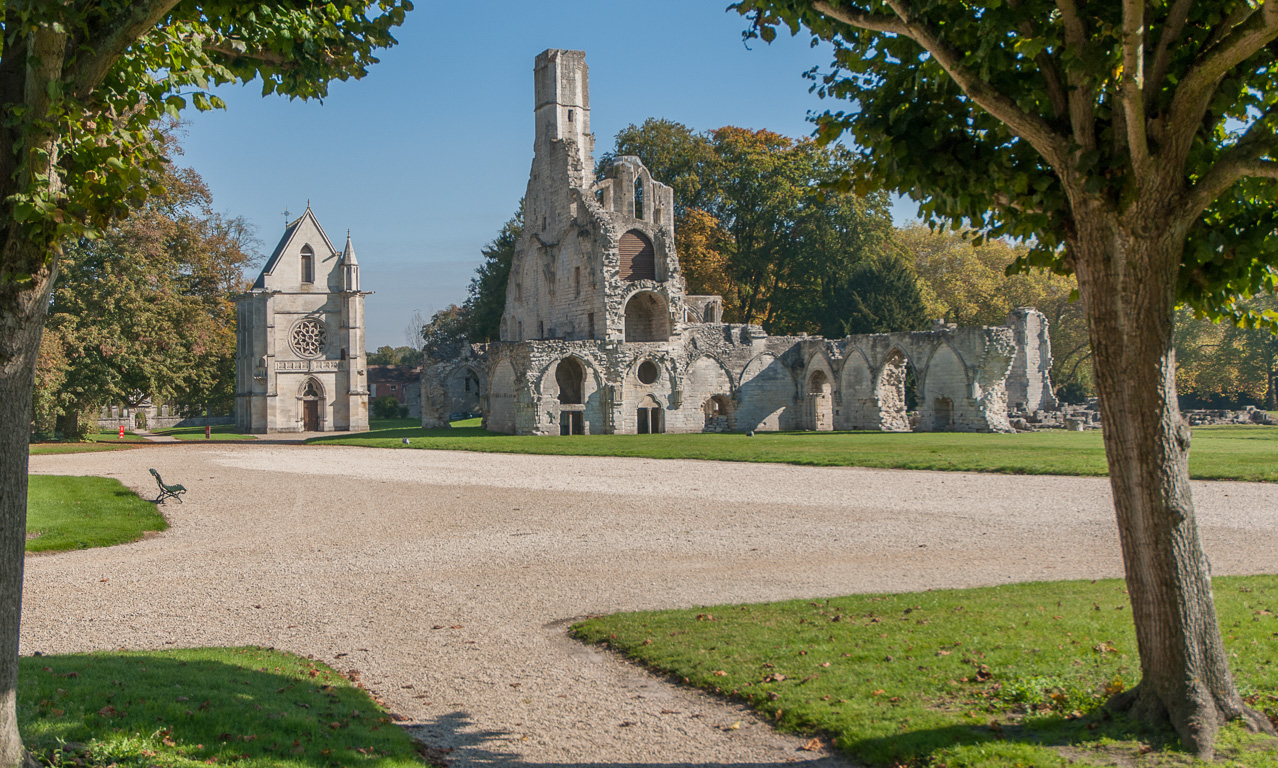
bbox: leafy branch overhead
[733,0,1278,326]
[0,0,413,286]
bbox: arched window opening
[806,370,834,431]
[302,379,323,399]
[624,291,670,342]
[465,372,479,394]
[637,395,663,434]
[618,230,656,281]
[634,175,645,220]
[637,360,659,385]
[300,246,315,284]
[555,358,585,405]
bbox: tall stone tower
[235,205,370,433]
[501,49,685,347]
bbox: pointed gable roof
[252,205,341,290]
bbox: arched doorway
[300,378,325,431]
[704,395,731,432]
[555,358,585,435]
[637,394,663,434]
[624,291,670,342]
[806,370,833,431]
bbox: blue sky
[181,0,920,348]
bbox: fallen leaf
[799,738,820,752]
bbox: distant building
[235,205,371,433]
[368,365,421,418]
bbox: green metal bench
[149,468,186,504]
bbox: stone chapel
[235,205,370,433]
[420,49,1056,435]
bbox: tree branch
[1165,0,1278,165]
[1181,107,1278,219]
[812,0,1072,170]
[1054,0,1097,152]
[69,0,182,98]
[1146,0,1192,109]
[1006,0,1068,120]
[1119,0,1151,174]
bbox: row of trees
[33,157,257,438]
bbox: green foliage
[1176,296,1278,410]
[728,0,1278,323]
[464,203,523,343]
[370,395,405,420]
[0,2,413,283]
[26,476,167,552]
[39,159,258,425]
[366,346,423,367]
[572,575,1278,767]
[309,425,1278,482]
[17,647,426,768]
[420,304,470,362]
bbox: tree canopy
[731,0,1278,756]
[0,4,412,766]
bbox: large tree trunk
[0,252,55,768]
[1071,209,1276,758]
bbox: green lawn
[152,424,256,441]
[26,475,168,552]
[309,424,1278,482]
[574,576,1278,767]
[29,430,146,455]
[19,647,427,768]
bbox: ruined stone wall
[1005,308,1058,412]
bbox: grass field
[29,430,146,455]
[152,424,256,441]
[574,575,1278,767]
[310,423,1278,482]
[18,647,427,768]
[26,475,168,552]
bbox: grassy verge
[89,431,149,443]
[573,576,1278,767]
[310,424,1278,482]
[152,425,256,441]
[27,475,168,552]
[19,647,427,768]
[29,443,133,456]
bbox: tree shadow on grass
[18,649,421,768]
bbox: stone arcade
[420,49,1056,436]
[236,206,370,433]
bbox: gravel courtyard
[25,445,1278,768]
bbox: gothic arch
[623,290,671,342]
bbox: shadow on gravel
[410,709,852,768]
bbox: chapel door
[304,400,320,431]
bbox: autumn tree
[734,0,1278,755]
[41,162,257,437]
[1175,296,1278,409]
[899,225,1092,398]
[0,4,411,765]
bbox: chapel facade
[235,206,370,433]
[420,49,1056,436]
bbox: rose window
[290,318,328,358]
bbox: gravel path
[25,445,1278,768]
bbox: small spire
[341,231,359,266]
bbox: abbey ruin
[420,49,1056,436]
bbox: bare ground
[24,445,1278,768]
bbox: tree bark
[1070,205,1276,758]
[0,251,55,768]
